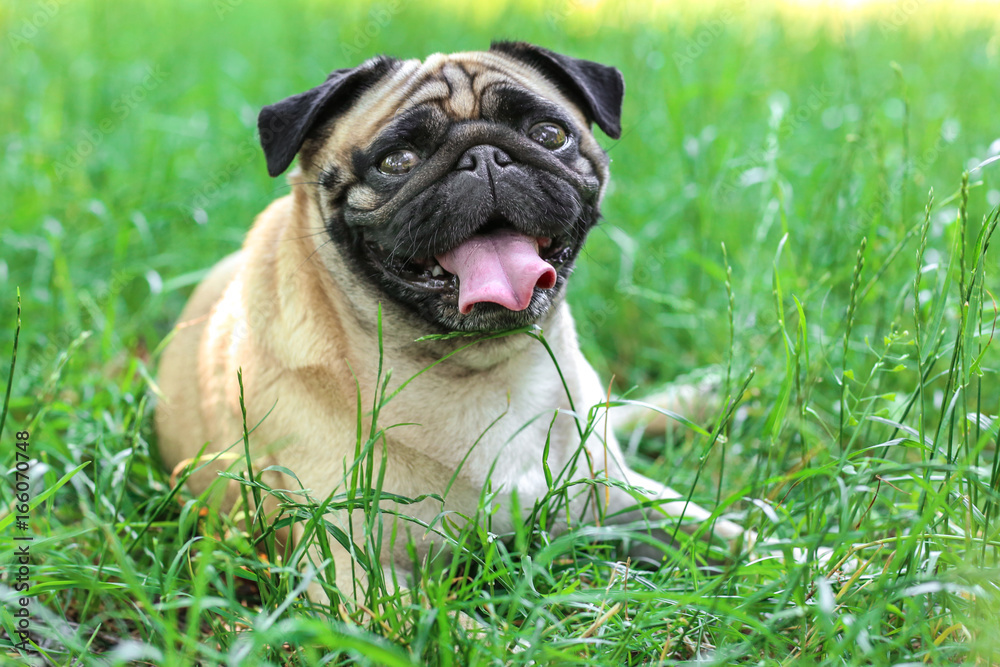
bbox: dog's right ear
[258,57,398,177]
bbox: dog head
[258,41,624,333]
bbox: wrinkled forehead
[327,51,590,148]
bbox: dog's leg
[597,447,842,572]
[602,468,745,542]
[561,356,744,557]
[610,369,723,440]
[591,454,753,569]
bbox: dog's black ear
[258,56,398,177]
[490,41,624,139]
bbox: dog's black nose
[456,145,513,175]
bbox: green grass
[2,0,1000,664]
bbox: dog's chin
[360,233,576,333]
[431,285,565,333]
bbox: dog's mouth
[363,226,575,315]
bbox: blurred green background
[3,2,1000,662]
[2,0,998,401]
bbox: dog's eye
[379,150,419,175]
[528,122,567,150]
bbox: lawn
[1,0,999,664]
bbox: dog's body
[156,43,743,600]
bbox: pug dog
[155,41,746,602]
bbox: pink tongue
[436,229,557,314]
